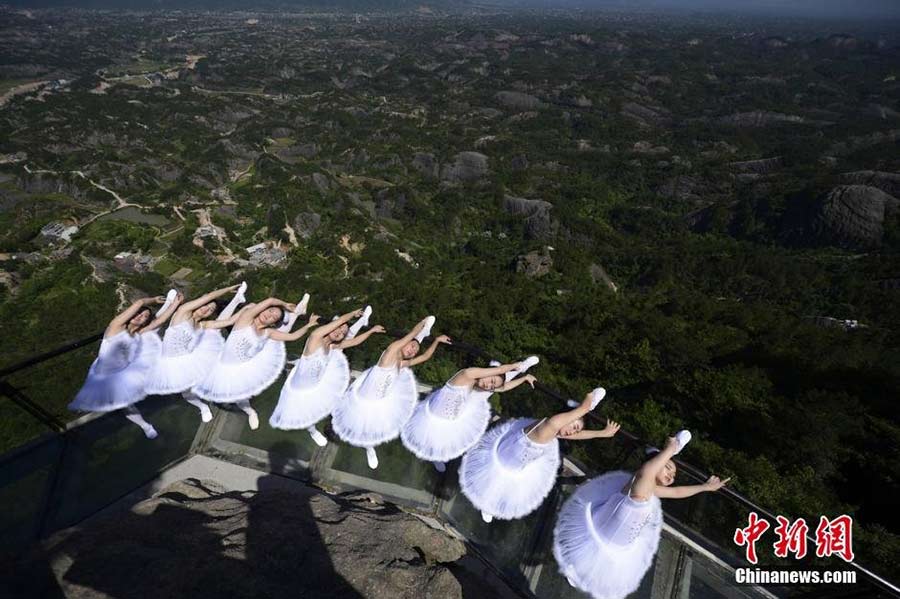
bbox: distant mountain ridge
[7,0,467,10]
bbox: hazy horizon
[6,0,900,20]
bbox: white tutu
[331,364,418,447]
[459,418,560,520]
[192,326,286,404]
[553,471,662,599]
[269,348,350,430]
[69,330,162,412]
[144,321,225,395]
[401,385,491,462]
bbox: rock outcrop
[293,212,322,239]
[503,195,558,240]
[495,90,543,111]
[440,152,489,184]
[516,249,553,277]
[839,171,900,198]
[810,185,900,249]
[12,478,516,599]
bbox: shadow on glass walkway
[0,334,898,599]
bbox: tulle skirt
[144,330,225,396]
[459,418,561,520]
[69,333,162,412]
[400,390,491,462]
[553,471,662,599]
[191,340,286,403]
[269,351,350,429]
[331,367,418,447]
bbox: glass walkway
[1,335,898,599]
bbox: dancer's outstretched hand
[175,291,185,304]
[521,374,537,388]
[354,307,366,318]
[601,419,621,437]
[148,295,166,304]
[370,325,386,334]
[307,313,320,325]
[435,334,452,345]
[704,475,730,492]
[228,283,242,292]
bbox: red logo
[734,512,771,564]
[734,513,854,564]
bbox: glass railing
[1,332,898,599]
[0,336,207,549]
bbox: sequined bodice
[358,364,398,401]
[223,326,267,364]
[290,346,329,390]
[496,419,552,470]
[428,382,470,420]
[96,331,139,374]
[590,489,654,546]
[162,321,197,357]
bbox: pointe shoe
[567,399,580,409]
[143,426,159,440]
[156,289,178,317]
[357,305,372,327]
[481,511,493,523]
[247,409,260,430]
[199,405,213,423]
[309,429,328,447]
[589,387,606,410]
[415,315,436,342]
[673,430,692,455]
[433,461,446,473]
[519,356,540,372]
[366,447,379,469]
[236,281,248,302]
[489,360,501,367]
[297,292,310,316]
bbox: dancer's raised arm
[108,296,164,335]
[495,373,537,393]
[656,475,730,499]
[142,291,183,333]
[311,308,364,344]
[403,334,451,367]
[339,325,386,349]
[269,313,319,342]
[176,284,241,316]
[528,388,605,444]
[558,418,621,440]
[454,362,521,386]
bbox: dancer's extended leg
[366,446,379,469]
[218,282,247,320]
[183,391,213,423]
[308,426,328,447]
[347,305,372,339]
[236,399,259,430]
[124,405,158,439]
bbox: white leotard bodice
[222,326,268,364]
[161,321,198,357]
[590,478,655,546]
[95,330,140,374]
[427,374,470,420]
[289,345,330,390]
[358,351,399,400]
[496,418,553,470]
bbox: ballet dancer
[270,305,386,447]
[459,387,620,522]
[332,315,448,469]
[553,431,729,598]
[69,294,180,438]
[192,296,315,430]
[144,282,247,422]
[401,356,540,473]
